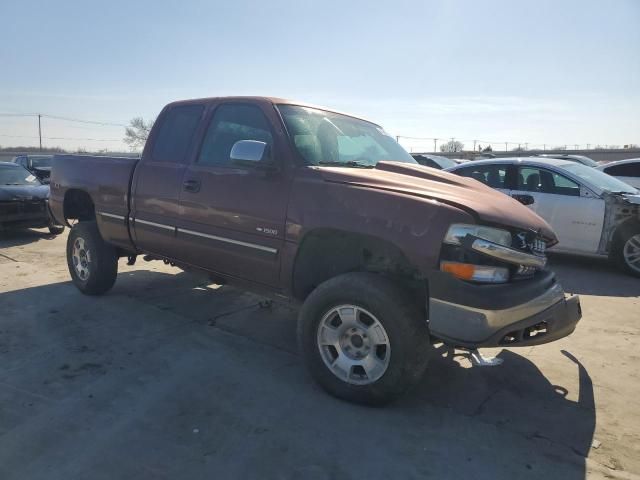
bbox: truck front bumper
[427,270,581,348]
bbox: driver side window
[198,104,273,167]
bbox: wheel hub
[316,305,391,385]
[72,237,91,281]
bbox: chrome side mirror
[230,140,269,166]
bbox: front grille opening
[501,332,519,344]
[524,321,548,339]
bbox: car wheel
[66,221,118,295]
[297,272,431,406]
[612,225,640,278]
[48,222,65,235]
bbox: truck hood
[318,161,557,243]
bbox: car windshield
[428,155,457,169]
[30,157,52,168]
[563,163,638,193]
[277,105,416,167]
[0,166,41,186]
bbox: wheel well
[292,228,425,305]
[612,218,640,249]
[63,189,96,223]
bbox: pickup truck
[50,97,581,405]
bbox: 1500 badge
[256,227,278,235]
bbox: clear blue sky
[1,0,638,152]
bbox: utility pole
[574,144,579,150]
[433,138,438,153]
[38,114,42,151]
[525,142,528,150]
[505,142,508,152]
[396,135,400,143]
[543,144,546,151]
[587,144,590,150]
[473,140,477,152]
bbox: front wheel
[66,221,118,295]
[297,272,432,406]
[614,227,640,278]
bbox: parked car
[535,154,599,168]
[446,157,640,276]
[411,154,457,170]
[50,97,581,405]
[596,158,640,189]
[0,162,64,234]
[13,155,53,183]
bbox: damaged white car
[446,157,640,277]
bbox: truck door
[131,103,205,259]
[510,166,605,253]
[175,102,292,287]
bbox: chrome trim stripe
[98,212,126,221]
[472,238,547,268]
[134,218,175,232]
[179,228,277,254]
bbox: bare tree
[124,117,154,150]
[440,140,464,153]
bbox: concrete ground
[0,228,638,480]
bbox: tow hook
[468,349,504,367]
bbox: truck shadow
[548,253,639,297]
[403,344,595,475]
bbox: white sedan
[446,157,640,277]
[596,158,640,189]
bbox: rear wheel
[614,228,640,278]
[66,221,118,295]
[298,272,431,406]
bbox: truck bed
[50,154,139,249]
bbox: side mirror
[512,193,535,206]
[230,140,273,169]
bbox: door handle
[512,193,535,206]
[183,179,201,193]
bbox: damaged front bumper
[427,270,581,348]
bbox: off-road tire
[613,225,640,278]
[66,221,118,295]
[297,272,432,406]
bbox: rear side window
[198,104,273,166]
[151,104,204,163]
[604,162,640,177]
[457,164,507,188]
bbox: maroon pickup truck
[50,97,581,404]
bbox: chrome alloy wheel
[316,305,391,385]
[72,237,91,281]
[623,234,640,274]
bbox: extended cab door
[130,103,205,259]
[510,166,605,253]
[175,101,292,287]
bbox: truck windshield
[278,105,416,167]
[30,156,52,168]
[0,166,41,186]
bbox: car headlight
[443,224,512,247]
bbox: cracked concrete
[0,228,639,479]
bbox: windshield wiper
[317,161,373,169]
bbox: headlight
[444,224,511,247]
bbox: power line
[0,133,120,142]
[0,112,127,127]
